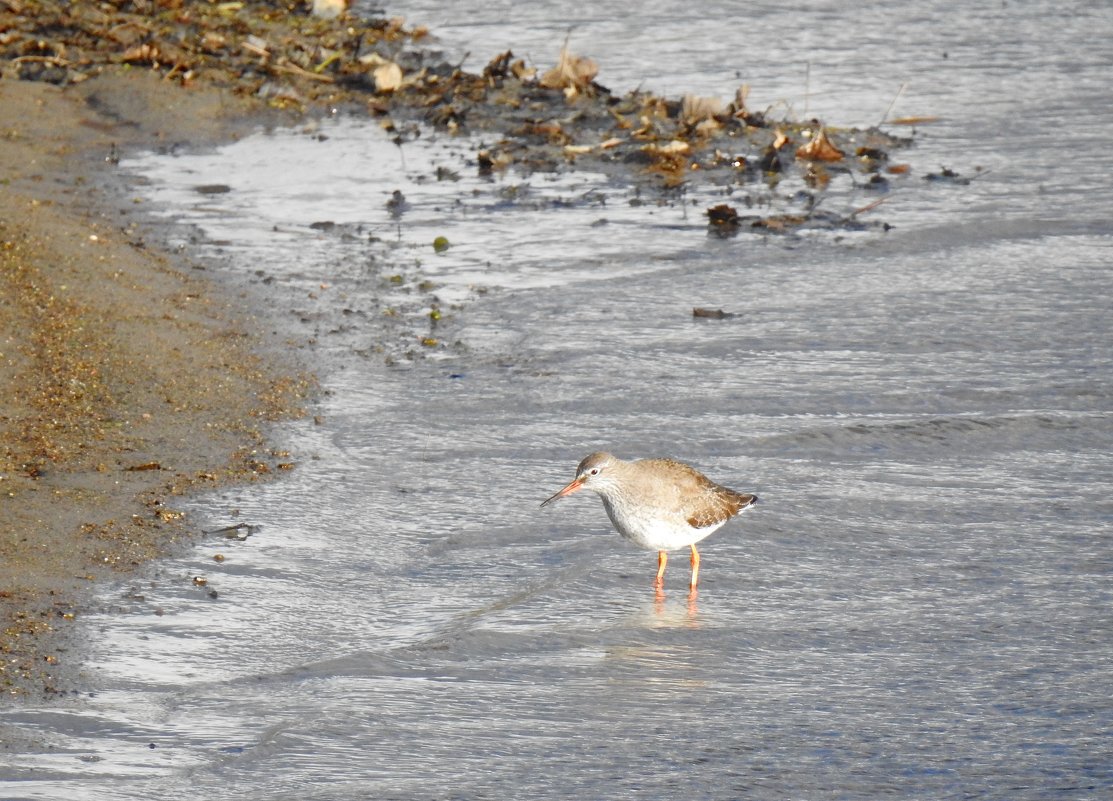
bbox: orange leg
[689,545,701,589]
[655,550,668,586]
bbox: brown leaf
[887,115,940,125]
[795,128,845,162]
[706,204,739,225]
[510,59,535,81]
[693,307,736,319]
[539,46,598,97]
[483,50,514,79]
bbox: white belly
[602,497,726,551]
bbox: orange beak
[540,476,585,507]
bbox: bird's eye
[589,467,600,476]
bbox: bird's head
[540,451,618,506]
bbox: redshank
[541,452,758,589]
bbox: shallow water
[4,1,1113,799]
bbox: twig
[315,52,341,74]
[850,197,888,217]
[10,55,72,67]
[270,62,336,82]
[879,82,906,127]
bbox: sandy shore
[0,0,459,702]
[0,71,311,698]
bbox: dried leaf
[120,44,159,64]
[373,61,403,93]
[477,149,511,173]
[733,85,751,116]
[644,140,690,155]
[310,0,347,18]
[706,204,739,225]
[693,307,735,319]
[510,59,535,81]
[796,128,844,162]
[641,96,670,120]
[539,46,598,98]
[681,94,723,124]
[483,50,514,79]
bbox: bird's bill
[540,476,585,507]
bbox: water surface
[3,1,1112,799]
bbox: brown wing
[686,487,757,529]
[640,459,757,530]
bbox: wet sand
[0,71,310,698]
[0,0,488,702]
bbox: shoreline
[0,71,311,699]
[1,0,909,700]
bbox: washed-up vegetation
[1,0,933,232]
